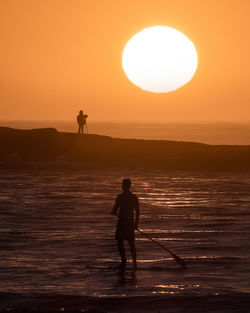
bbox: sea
[0,122,250,312]
[0,169,250,312]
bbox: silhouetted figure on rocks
[111,179,140,270]
[77,110,88,134]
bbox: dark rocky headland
[0,127,250,170]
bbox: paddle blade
[173,253,187,268]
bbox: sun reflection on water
[153,284,201,295]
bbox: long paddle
[137,229,187,268]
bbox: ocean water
[1,120,250,145]
[0,168,250,308]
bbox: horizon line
[1,120,250,124]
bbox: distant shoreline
[0,127,250,171]
[1,121,250,145]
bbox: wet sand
[1,292,250,313]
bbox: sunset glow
[0,1,250,122]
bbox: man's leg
[78,125,80,134]
[128,239,137,268]
[117,239,126,264]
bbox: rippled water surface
[0,169,250,298]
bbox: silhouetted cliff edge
[0,127,250,170]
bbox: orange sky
[0,0,250,122]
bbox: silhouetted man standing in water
[77,110,88,134]
[111,179,140,270]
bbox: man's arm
[111,196,119,215]
[134,197,140,229]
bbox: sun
[122,26,198,93]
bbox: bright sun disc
[122,26,198,93]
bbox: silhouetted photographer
[77,110,88,134]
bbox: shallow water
[0,169,250,300]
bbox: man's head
[122,178,131,191]
[79,110,83,114]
